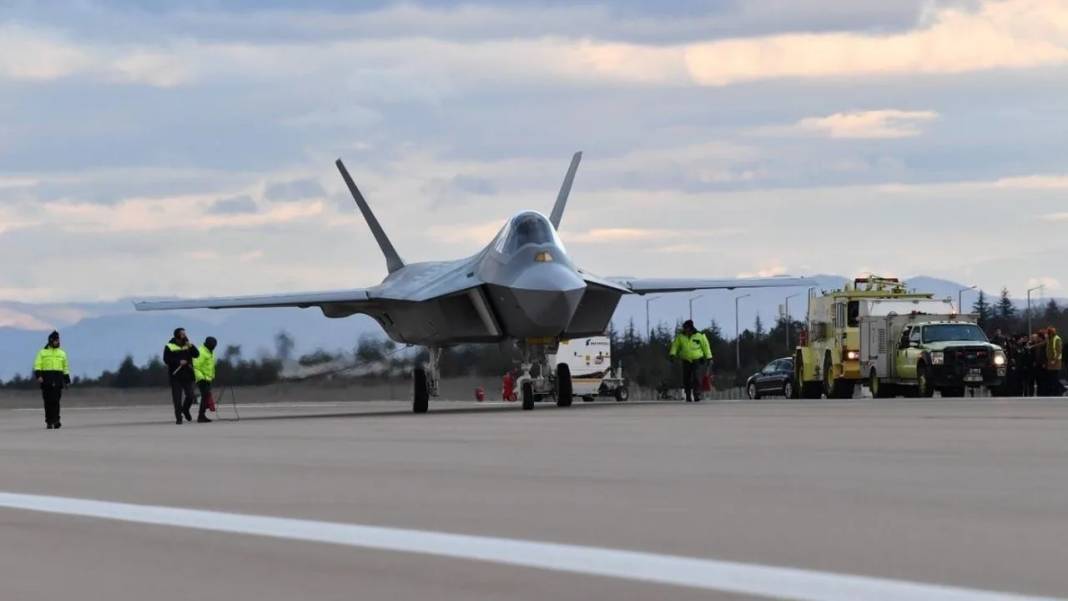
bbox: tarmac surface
[1,396,1067,600]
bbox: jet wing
[133,289,373,311]
[609,276,809,294]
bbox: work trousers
[681,360,702,402]
[41,386,62,425]
[1045,370,1064,397]
[171,379,196,420]
[197,381,212,418]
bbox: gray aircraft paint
[135,153,806,346]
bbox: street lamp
[688,294,706,323]
[1027,285,1045,334]
[958,285,977,313]
[784,292,800,351]
[735,293,751,371]
[645,295,662,340]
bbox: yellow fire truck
[794,277,939,398]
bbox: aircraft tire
[522,381,535,411]
[556,363,573,407]
[413,368,429,414]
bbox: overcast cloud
[1,0,1067,302]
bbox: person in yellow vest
[193,336,218,423]
[1046,327,1063,396]
[669,320,712,402]
[34,331,71,429]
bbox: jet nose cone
[489,264,587,338]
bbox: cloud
[1026,276,1061,292]
[684,0,1068,85]
[794,109,939,139]
[208,195,258,214]
[5,0,1067,92]
[264,178,327,202]
[570,227,746,244]
[0,24,92,81]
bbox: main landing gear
[411,347,441,414]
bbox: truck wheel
[796,354,821,399]
[822,354,834,398]
[824,355,853,399]
[870,370,896,399]
[917,363,935,398]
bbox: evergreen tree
[972,290,992,328]
[1044,299,1061,324]
[996,287,1016,321]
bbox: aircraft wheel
[582,395,595,403]
[614,386,629,402]
[556,363,573,407]
[412,368,429,414]
[521,381,535,411]
[942,387,965,398]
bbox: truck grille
[943,347,990,370]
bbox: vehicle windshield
[922,324,989,344]
[493,211,565,253]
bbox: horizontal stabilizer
[610,276,810,294]
[549,151,582,230]
[336,159,405,273]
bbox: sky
[1,0,1068,303]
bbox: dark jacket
[163,338,200,382]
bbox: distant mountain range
[0,276,1057,380]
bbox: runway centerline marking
[0,492,1059,601]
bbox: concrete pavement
[1,397,1066,600]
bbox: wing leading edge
[609,276,809,294]
[134,289,373,311]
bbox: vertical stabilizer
[335,159,405,274]
[549,151,582,230]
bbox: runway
[1,397,1066,600]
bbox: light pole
[645,295,662,340]
[688,294,706,323]
[1027,285,1045,334]
[735,293,751,371]
[784,292,800,351]
[958,285,977,313]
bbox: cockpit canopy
[492,211,565,254]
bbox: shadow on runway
[60,399,676,430]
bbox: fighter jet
[135,153,805,412]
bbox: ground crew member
[34,331,70,429]
[193,336,218,423]
[1046,327,1063,396]
[669,320,712,402]
[1031,331,1047,396]
[163,327,200,424]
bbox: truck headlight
[930,351,944,365]
[994,351,1006,366]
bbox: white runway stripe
[0,492,1059,601]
